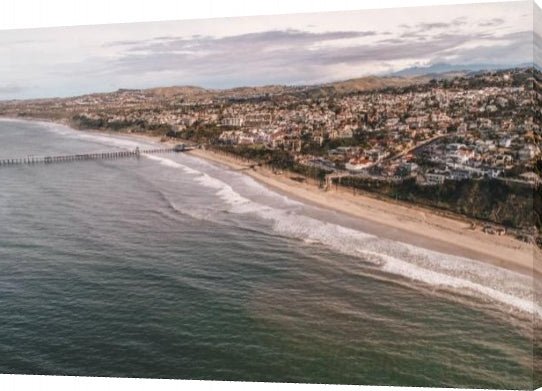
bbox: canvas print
[0,1,541,389]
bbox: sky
[0,0,535,100]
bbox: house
[520,171,540,184]
[499,137,512,148]
[345,157,373,172]
[426,172,446,185]
[222,117,244,127]
[518,144,540,161]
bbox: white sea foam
[35,120,155,150]
[145,148,540,317]
[377,252,540,316]
[198,173,262,211]
[144,154,200,175]
[68,132,146,150]
[186,153,303,208]
[8,119,537,318]
[238,174,303,207]
[145,154,260,212]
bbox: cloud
[398,17,469,41]
[0,1,533,99]
[535,4,542,68]
[534,31,542,68]
[401,17,467,33]
[123,29,379,54]
[102,40,141,47]
[479,18,505,27]
[66,25,527,90]
[418,22,452,30]
[432,31,532,65]
[107,29,437,76]
[88,29,388,85]
[0,84,24,94]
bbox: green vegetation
[340,176,535,229]
[174,122,223,143]
[212,145,330,181]
[71,114,173,135]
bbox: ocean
[0,118,537,388]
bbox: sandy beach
[185,147,538,278]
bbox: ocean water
[0,118,537,388]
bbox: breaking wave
[144,154,200,175]
[33,119,155,150]
[144,154,540,318]
[22,119,533,319]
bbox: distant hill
[143,84,309,100]
[140,74,456,100]
[392,62,531,77]
[108,63,536,101]
[9,65,530,104]
[325,75,434,94]
[146,86,209,98]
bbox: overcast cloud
[0,0,534,99]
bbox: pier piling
[0,147,182,168]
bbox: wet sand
[187,148,537,279]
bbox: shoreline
[1,116,537,279]
[187,147,537,279]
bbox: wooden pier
[0,146,190,167]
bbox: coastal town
[0,67,540,242]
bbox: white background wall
[0,0,539,30]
